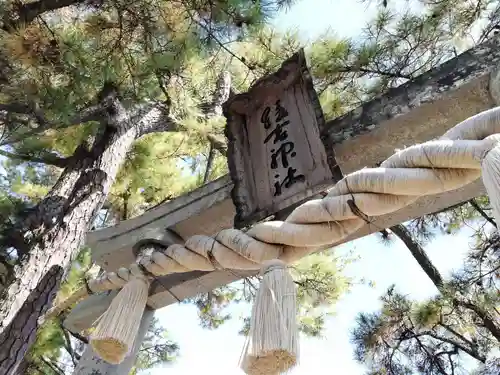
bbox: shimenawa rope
[46,106,500,373]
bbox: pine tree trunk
[14,357,31,375]
[0,74,226,374]
[0,116,140,374]
[0,266,62,374]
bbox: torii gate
[68,36,500,374]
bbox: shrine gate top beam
[69,36,500,331]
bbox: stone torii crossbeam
[68,36,500,373]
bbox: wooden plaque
[224,49,342,229]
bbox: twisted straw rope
[47,106,500,318]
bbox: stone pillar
[73,308,154,375]
[70,230,184,374]
[489,65,500,105]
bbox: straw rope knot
[260,259,287,276]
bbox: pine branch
[60,322,80,366]
[134,102,180,136]
[206,134,227,156]
[39,356,64,375]
[147,70,231,158]
[203,143,215,184]
[0,148,69,167]
[412,334,448,375]
[2,0,88,31]
[390,224,445,288]
[454,297,500,343]
[67,329,89,344]
[423,331,486,363]
[338,66,412,80]
[469,199,497,227]
[0,102,105,146]
[188,13,252,71]
[206,71,232,117]
[198,70,231,157]
[438,322,478,350]
[391,224,500,344]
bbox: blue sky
[146,1,485,375]
[272,0,377,40]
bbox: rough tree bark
[390,224,500,343]
[0,85,175,374]
[1,266,63,375]
[0,72,231,374]
[2,0,88,31]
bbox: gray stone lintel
[72,36,500,331]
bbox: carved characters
[261,100,305,197]
[261,106,272,129]
[270,142,295,169]
[225,50,334,228]
[273,167,306,196]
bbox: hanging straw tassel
[481,140,500,225]
[89,269,149,364]
[241,259,298,375]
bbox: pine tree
[0,154,178,373]
[352,288,492,375]
[354,200,500,374]
[0,1,296,373]
[389,202,500,344]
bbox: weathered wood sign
[224,49,342,228]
